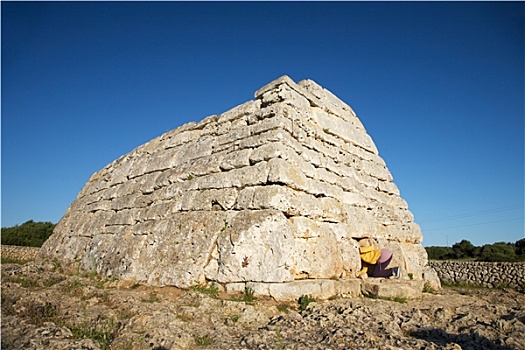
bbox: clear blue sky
[2,2,523,247]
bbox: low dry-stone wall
[430,260,525,291]
[1,245,40,262]
[39,75,439,299]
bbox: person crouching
[357,238,400,279]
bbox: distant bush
[452,239,477,259]
[426,238,525,262]
[478,242,518,262]
[516,238,525,255]
[426,246,456,260]
[1,220,56,247]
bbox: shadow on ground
[410,328,514,350]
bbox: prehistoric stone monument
[40,75,437,299]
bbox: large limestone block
[205,210,295,283]
[219,148,253,171]
[342,204,378,237]
[396,241,428,279]
[335,279,362,297]
[290,219,361,279]
[131,211,232,288]
[423,265,442,291]
[248,185,322,218]
[40,225,91,267]
[268,279,338,301]
[298,79,359,124]
[247,278,361,300]
[81,231,144,279]
[337,237,362,278]
[291,225,344,279]
[311,107,375,153]
[267,158,309,191]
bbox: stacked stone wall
[39,75,429,292]
[429,260,525,291]
[37,75,441,300]
[1,245,40,262]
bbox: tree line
[1,220,56,247]
[426,239,525,262]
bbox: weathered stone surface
[361,279,424,300]
[267,279,338,300]
[205,210,295,284]
[3,262,524,350]
[244,278,361,301]
[291,225,344,279]
[423,264,442,291]
[39,75,433,298]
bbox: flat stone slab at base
[361,279,424,300]
[224,278,423,301]
[225,279,361,300]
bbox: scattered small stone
[2,261,524,350]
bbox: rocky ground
[2,261,524,350]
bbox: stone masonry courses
[39,75,438,299]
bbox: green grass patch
[440,280,485,290]
[275,326,284,346]
[391,296,408,303]
[20,301,58,325]
[177,313,193,322]
[242,287,256,302]
[141,291,159,303]
[364,294,407,303]
[8,276,39,288]
[441,279,518,292]
[422,281,438,294]
[298,295,316,310]
[43,278,62,287]
[67,316,118,350]
[229,287,257,303]
[194,334,214,346]
[1,256,32,264]
[62,280,83,293]
[51,257,63,273]
[276,302,291,313]
[191,284,219,297]
[493,282,513,290]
